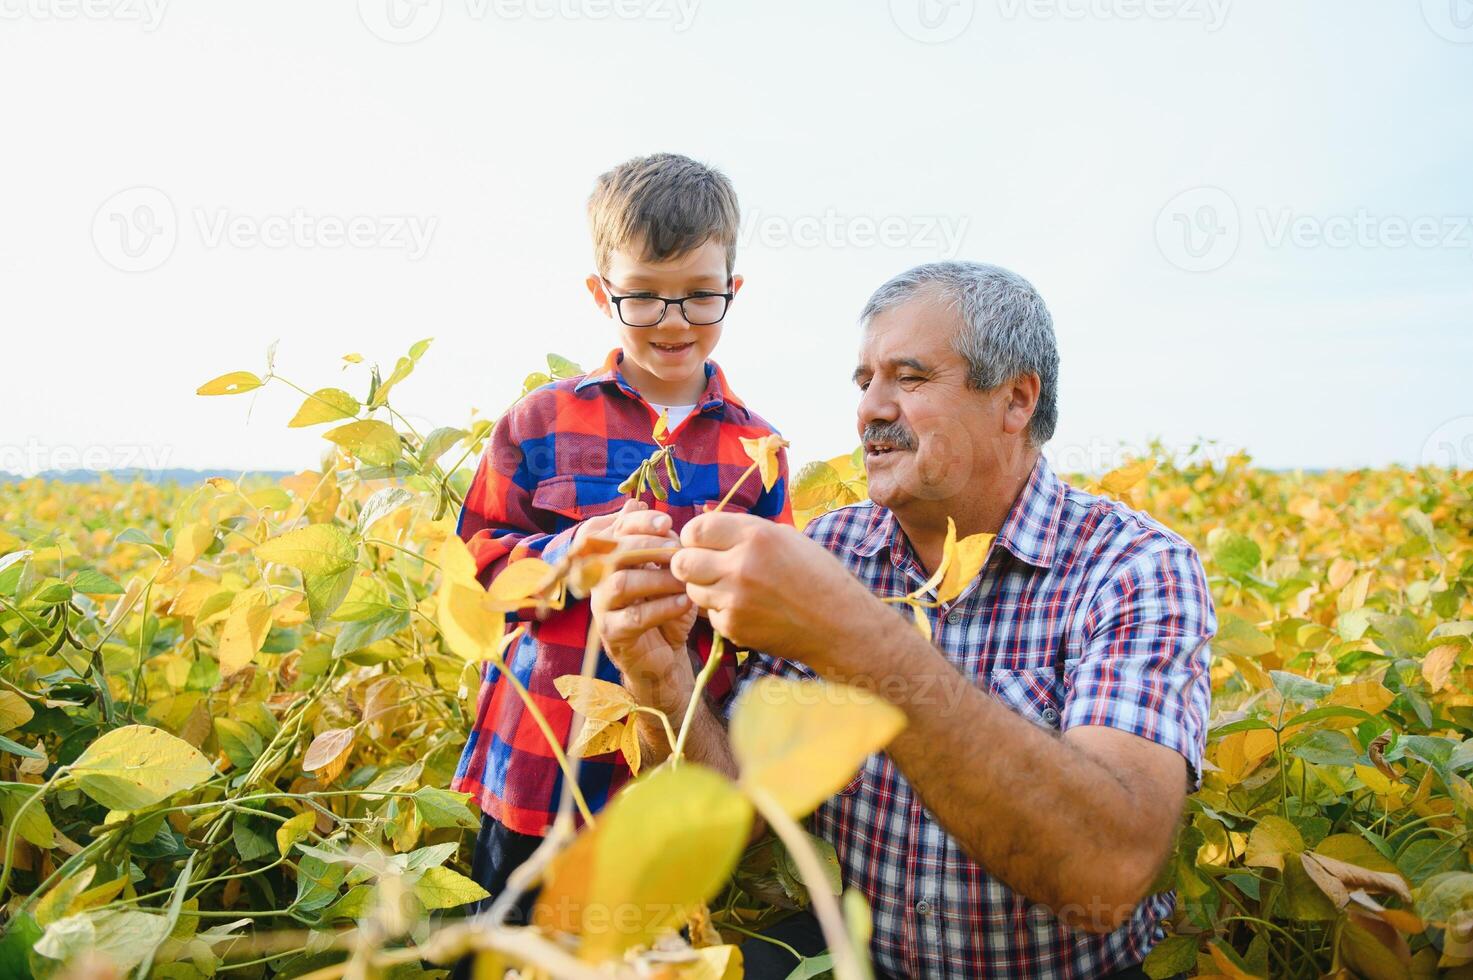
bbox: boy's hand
[589,502,696,717]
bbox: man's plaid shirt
[732,456,1214,978]
[452,350,792,835]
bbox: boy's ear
[586,274,613,318]
[730,273,744,299]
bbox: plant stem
[712,462,760,513]
[745,785,866,980]
[674,634,725,764]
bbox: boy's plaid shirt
[452,350,792,835]
[731,456,1214,978]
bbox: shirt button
[1042,707,1061,727]
[916,900,932,915]
[945,609,962,625]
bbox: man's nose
[857,379,898,434]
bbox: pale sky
[3,0,1471,478]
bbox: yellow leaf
[569,718,625,759]
[255,524,357,576]
[438,577,514,662]
[738,434,789,492]
[324,419,402,467]
[554,675,635,722]
[68,725,216,811]
[621,716,642,777]
[581,765,752,960]
[35,866,96,927]
[287,388,359,428]
[731,678,906,819]
[162,522,214,581]
[302,728,356,784]
[1326,681,1396,715]
[276,811,315,858]
[0,690,35,733]
[488,558,556,606]
[680,945,744,980]
[196,371,263,396]
[937,531,994,605]
[436,533,479,584]
[1423,644,1460,692]
[1244,815,1305,871]
[217,592,272,676]
[1099,458,1156,495]
[653,408,670,443]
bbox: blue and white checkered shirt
[732,456,1215,978]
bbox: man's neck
[896,449,1040,577]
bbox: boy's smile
[587,238,743,407]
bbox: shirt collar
[574,349,747,417]
[851,455,1063,570]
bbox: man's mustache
[862,421,919,451]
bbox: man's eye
[899,376,923,385]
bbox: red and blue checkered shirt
[452,349,792,835]
[731,456,1214,978]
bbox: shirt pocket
[531,475,628,526]
[987,665,1064,731]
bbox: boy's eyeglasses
[600,277,734,328]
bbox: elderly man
[590,261,1215,978]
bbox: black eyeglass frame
[599,276,736,328]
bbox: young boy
[450,153,793,917]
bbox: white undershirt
[649,403,697,431]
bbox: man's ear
[586,274,613,318]
[1001,372,1041,438]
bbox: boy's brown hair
[588,153,740,277]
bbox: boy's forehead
[605,237,729,283]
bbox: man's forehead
[856,299,960,371]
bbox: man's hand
[588,502,697,717]
[671,512,880,670]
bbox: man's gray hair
[859,261,1059,446]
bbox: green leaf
[0,733,44,760]
[255,524,357,576]
[0,783,56,847]
[69,568,124,595]
[1285,729,1360,767]
[68,724,216,811]
[305,566,356,629]
[0,911,41,977]
[214,718,263,770]
[546,353,582,378]
[1271,670,1332,703]
[355,487,416,535]
[1143,934,1198,979]
[1213,614,1276,658]
[1213,532,1262,578]
[332,610,409,657]
[287,388,359,428]
[418,427,468,469]
[325,419,402,467]
[412,866,488,911]
[412,786,479,830]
